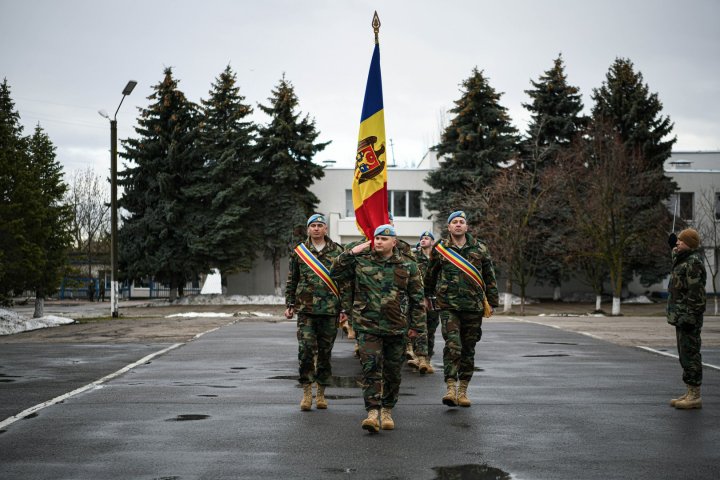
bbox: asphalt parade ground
[0,305,719,479]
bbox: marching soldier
[331,224,426,433]
[424,211,499,407]
[409,231,438,374]
[667,228,707,409]
[285,214,345,411]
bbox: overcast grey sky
[2,0,719,177]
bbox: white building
[227,150,720,297]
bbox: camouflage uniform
[667,248,707,387]
[331,247,427,410]
[286,236,344,387]
[424,233,499,382]
[415,246,439,358]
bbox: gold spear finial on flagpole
[372,11,381,44]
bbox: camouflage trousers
[413,310,439,358]
[676,321,703,386]
[440,310,483,382]
[357,332,405,410]
[297,313,338,386]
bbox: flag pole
[372,11,381,44]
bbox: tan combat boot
[425,358,435,374]
[361,408,380,433]
[674,385,702,409]
[405,343,415,360]
[347,323,356,340]
[442,378,458,406]
[457,380,472,407]
[300,383,313,411]
[315,384,328,409]
[670,385,690,407]
[407,350,419,369]
[418,355,429,374]
[380,408,395,430]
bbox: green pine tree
[522,54,587,168]
[190,65,259,276]
[426,68,519,222]
[24,124,73,317]
[591,58,677,286]
[255,74,329,295]
[119,68,206,300]
[522,55,587,298]
[0,78,32,304]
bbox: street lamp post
[100,80,137,318]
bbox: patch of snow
[0,308,74,336]
[169,294,285,306]
[234,311,275,317]
[165,312,235,318]
[499,293,538,305]
[622,295,654,304]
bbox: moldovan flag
[352,35,389,240]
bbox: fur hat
[677,228,700,249]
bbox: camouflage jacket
[414,247,432,279]
[424,233,499,311]
[285,236,344,315]
[331,248,426,336]
[397,238,417,262]
[667,248,706,327]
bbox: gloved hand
[668,232,677,249]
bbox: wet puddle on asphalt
[166,414,210,421]
[432,463,512,479]
[522,354,570,357]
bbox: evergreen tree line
[0,55,681,312]
[118,67,328,299]
[426,56,677,314]
[0,79,72,312]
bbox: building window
[346,189,423,218]
[669,192,694,221]
[345,190,354,217]
[389,190,423,218]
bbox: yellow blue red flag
[352,13,389,240]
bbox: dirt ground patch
[0,302,287,344]
[2,299,718,348]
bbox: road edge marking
[636,346,720,371]
[0,342,182,430]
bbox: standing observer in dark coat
[667,228,707,409]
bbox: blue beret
[419,230,435,240]
[307,214,326,226]
[447,211,466,224]
[374,224,396,237]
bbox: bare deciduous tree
[695,188,719,315]
[558,120,668,315]
[65,167,110,278]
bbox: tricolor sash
[294,243,340,298]
[435,242,493,317]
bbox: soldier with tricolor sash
[424,210,499,408]
[285,214,346,411]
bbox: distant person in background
[667,228,707,409]
[87,281,95,302]
[99,281,106,302]
[285,214,345,411]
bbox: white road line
[636,346,720,371]
[0,342,183,430]
[0,320,237,431]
